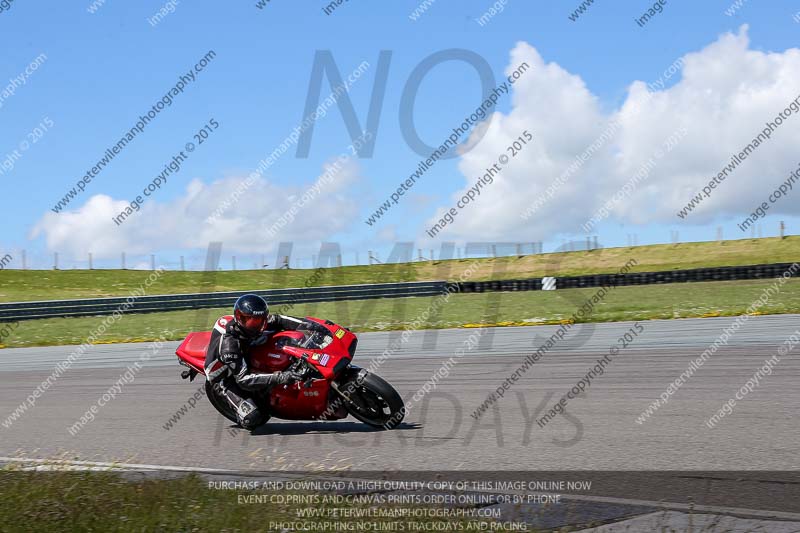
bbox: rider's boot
[216,381,266,430]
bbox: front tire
[339,372,405,429]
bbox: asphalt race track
[2,315,800,526]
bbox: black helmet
[233,294,269,337]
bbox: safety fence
[1,262,796,322]
[450,262,798,292]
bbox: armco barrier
[1,262,796,322]
[0,281,447,322]
[450,261,798,293]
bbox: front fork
[326,365,368,418]
[331,365,368,398]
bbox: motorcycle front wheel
[339,372,405,430]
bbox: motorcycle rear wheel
[204,380,238,424]
[340,372,405,430]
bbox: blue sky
[1,1,800,269]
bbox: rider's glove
[275,370,305,385]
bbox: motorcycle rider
[204,293,322,430]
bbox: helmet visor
[236,312,267,336]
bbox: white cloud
[30,160,362,257]
[31,28,800,256]
[423,26,800,242]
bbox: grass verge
[0,470,498,531]
[0,237,798,303]
[2,278,798,349]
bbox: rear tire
[339,372,405,430]
[204,380,238,424]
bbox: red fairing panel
[269,379,338,420]
[249,330,303,373]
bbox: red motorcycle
[174,317,405,429]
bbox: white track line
[0,456,263,475]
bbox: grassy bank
[0,471,490,532]
[0,237,798,303]
[2,278,798,349]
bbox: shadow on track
[241,421,422,436]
